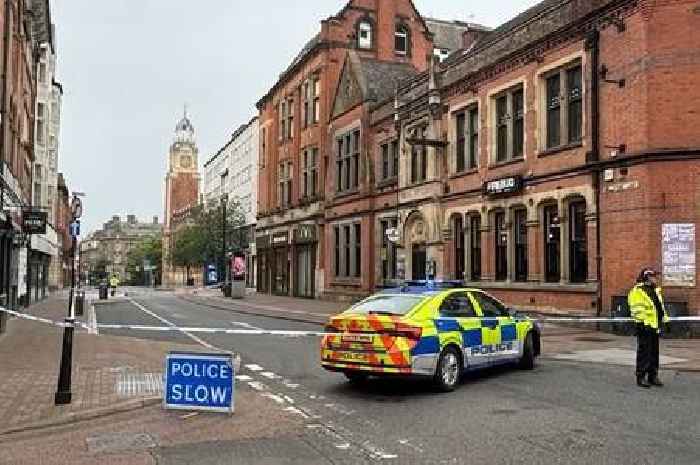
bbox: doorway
[412,245,426,280]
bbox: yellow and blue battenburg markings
[320,287,537,376]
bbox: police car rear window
[345,295,425,316]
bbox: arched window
[395,24,409,55]
[358,20,372,49]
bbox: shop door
[412,246,426,280]
[274,248,289,296]
[296,246,314,298]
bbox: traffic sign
[69,221,81,238]
[70,196,83,219]
[164,352,235,413]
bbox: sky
[52,0,539,234]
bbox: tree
[126,234,163,286]
[170,225,206,284]
[168,198,247,284]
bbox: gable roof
[332,51,419,118]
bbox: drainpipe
[1,0,11,179]
[586,30,603,320]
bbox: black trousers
[636,325,660,377]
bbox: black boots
[649,374,664,387]
[637,374,651,388]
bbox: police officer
[628,268,670,388]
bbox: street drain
[86,432,157,454]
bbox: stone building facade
[162,110,202,287]
[255,0,469,299]
[29,1,63,298]
[202,116,259,287]
[81,215,162,283]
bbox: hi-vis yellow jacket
[628,284,670,331]
[109,276,120,288]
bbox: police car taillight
[382,323,422,340]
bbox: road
[94,291,700,465]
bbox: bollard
[75,291,85,317]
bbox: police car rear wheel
[519,333,535,370]
[434,347,461,392]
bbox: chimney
[462,28,486,51]
[153,216,159,225]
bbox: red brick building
[258,0,700,318]
[255,0,473,298]
[385,0,700,317]
[0,0,40,321]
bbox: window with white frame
[358,21,372,49]
[493,85,524,163]
[544,61,583,150]
[395,24,409,55]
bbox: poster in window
[662,224,695,287]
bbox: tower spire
[184,103,188,119]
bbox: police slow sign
[164,352,235,413]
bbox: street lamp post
[221,194,229,294]
[55,193,83,405]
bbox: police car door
[470,291,520,364]
[437,292,486,369]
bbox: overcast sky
[52,0,539,233]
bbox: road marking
[247,381,266,391]
[260,371,279,379]
[261,392,286,405]
[236,375,252,381]
[128,298,217,350]
[245,364,264,371]
[231,321,264,330]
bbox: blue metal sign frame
[163,351,235,413]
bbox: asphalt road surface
[95,292,700,465]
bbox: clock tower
[163,107,201,286]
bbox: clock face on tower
[180,155,192,169]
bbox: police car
[320,282,541,391]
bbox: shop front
[292,224,317,299]
[256,231,290,296]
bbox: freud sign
[164,352,235,413]
[22,210,47,235]
[484,176,523,197]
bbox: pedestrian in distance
[628,268,670,388]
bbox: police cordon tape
[2,306,700,337]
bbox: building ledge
[465,280,598,294]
